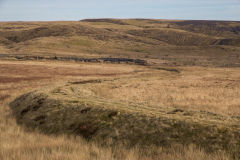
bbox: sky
[0,0,239,21]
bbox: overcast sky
[0,0,239,21]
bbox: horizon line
[0,18,240,23]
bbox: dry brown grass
[1,20,240,67]
[91,66,240,116]
[0,60,233,159]
[1,19,239,159]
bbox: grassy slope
[8,62,240,158]
[1,19,240,159]
[10,83,240,157]
[0,19,240,66]
[1,60,233,160]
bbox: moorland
[0,19,240,160]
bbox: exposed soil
[0,55,147,66]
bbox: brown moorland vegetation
[0,60,238,159]
[0,19,240,67]
[1,19,240,159]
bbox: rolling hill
[0,19,240,67]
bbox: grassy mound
[0,24,109,43]
[10,82,240,158]
[127,28,218,46]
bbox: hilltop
[0,19,240,67]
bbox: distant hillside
[0,19,240,66]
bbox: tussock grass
[10,74,240,157]
[1,19,240,159]
[0,60,236,159]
